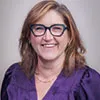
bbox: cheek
[30,34,42,52]
[30,35,35,46]
[30,34,39,48]
[60,32,70,47]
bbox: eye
[35,26,44,31]
[52,26,63,32]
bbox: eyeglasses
[30,24,68,37]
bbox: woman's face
[30,10,70,61]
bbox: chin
[39,54,58,61]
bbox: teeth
[42,44,56,47]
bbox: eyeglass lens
[31,24,67,36]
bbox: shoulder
[83,65,100,76]
[70,66,100,100]
[5,63,20,75]
[75,65,100,83]
[1,63,35,99]
[1,63,20,100]
[82,66,100,82]
[1,63,20,86]
[1,63,20,87]
[2,62,35,90]
[3,63,21,81]
[77,66,100,86]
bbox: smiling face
[30,10,70,62]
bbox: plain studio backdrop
[0,0,100,88]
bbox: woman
[1,0,100,100]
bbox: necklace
[35,75,57,83]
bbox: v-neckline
[34,70,65,100]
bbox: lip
[41,43,58,48]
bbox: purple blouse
[1,63,100,100]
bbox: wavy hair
[19,0,86,78]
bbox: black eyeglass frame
[30,24,69,37]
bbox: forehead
[35,10,65,26]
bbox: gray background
[0,0,100,88]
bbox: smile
[41,44,57,48]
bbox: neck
[35,54,65,79]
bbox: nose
[42,29,54,41]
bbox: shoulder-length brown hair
[19,0,86,78]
